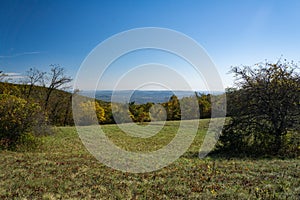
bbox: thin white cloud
[0,51,41,58]
[6,72,23,76]
[1,72,26,81]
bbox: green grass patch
[0,119,299,199]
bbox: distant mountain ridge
[79,90,223,104]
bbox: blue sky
[1,0,300,90]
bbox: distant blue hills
[79,90,223,104]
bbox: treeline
[76,93,225,126]
[1,65,225,127]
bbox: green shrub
[217,61,300,157]
[279,131,300,158]
[0,94,47,150]
[15,132,40,152]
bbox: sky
[1,0,300,90]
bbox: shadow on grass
[182,149,298,160]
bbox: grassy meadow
[0,119,299,199]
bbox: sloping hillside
[0,82,76,126]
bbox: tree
[218,60,300,155]
[44,65,72,109]
[165,95,181,120]
[180,96,200,120]
[149,103,167,122]
[63,89,79,126]
[129,102,152,123]
[24,67,46,98]
[77,100,106,125]
[196,93,212,118]
[111,103,134,124]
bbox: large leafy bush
[0,94,46,149]
[217,61,300,156]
